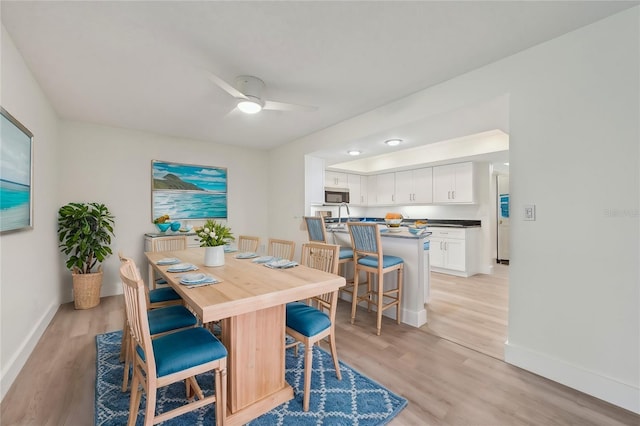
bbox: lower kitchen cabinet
[429,227,480,277]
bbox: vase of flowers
[197,219,234,267]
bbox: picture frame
[151,160,228,221]
[1,107,33,233]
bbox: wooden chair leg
[328,333,342,381]
[350,269,360,324]
[215,366,227,426]
[376,272,384,336]
[302,341,313,412]
[122,335,133,392]
[127,372,141,426]
[144,385,156,426]
[396,266,403,324]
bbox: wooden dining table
[145,248,345,425]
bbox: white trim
[1,302,58,401]
[505,341,640,414]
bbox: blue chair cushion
[149,286,181,304]
[339,247,354,260]
[137,327,227,377]
[286,302,331,337]
[156,278,168,285]
[147,305,197,335]
[358,255,404,268]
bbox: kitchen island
[327,225,431,328]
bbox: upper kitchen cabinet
[325,171,348,188]
[325,171,367,205]
[395,167,433,204]
[368,172,395,205]
[433,162,475,203]
[348,173,367,205]
[305,156,326,206]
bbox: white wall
[0,26,62,398]
[0,25,271,398]
[58,121,271,298]
[271,8,639,412]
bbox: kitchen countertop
[326,225,431,240]
[324,217,481,228]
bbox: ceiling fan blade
[208,72,247,99]
[263,100,318,112]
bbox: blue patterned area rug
[95,331,407,425]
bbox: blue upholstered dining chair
[117,253,183,357]
[119,258,228,426]
[347,222,404,336]
[118,255,197,392]
[304,216,355,296]
[150,235,188,289]
[285,242,342,412]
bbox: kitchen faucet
[338,202,350,225]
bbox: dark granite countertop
[324,217,481,228]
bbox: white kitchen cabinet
[305,155,325,205]
[395,167,433,204]
[367,175,378,205]
[371,172,395,205]
[348,173,367,205]
[433,162,474,203]
[428,227,479,277]
[325,170,348,188]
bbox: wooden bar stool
[304,216,356,298]
[347,222,403,336]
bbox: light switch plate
[524,204,536,221]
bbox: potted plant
[57,202,115,309]
[197,219,234,267]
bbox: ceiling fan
[208,74,317,114]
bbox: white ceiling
[1,1,636,163]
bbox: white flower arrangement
[197,219,235,247]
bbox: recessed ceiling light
[348,150,361,156]
[385,139,402,146]
[504,162,510,166]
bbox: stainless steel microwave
[324,187,350,204]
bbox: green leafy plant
[57,202,115,274]
[197,219,234,247]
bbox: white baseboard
[505,341,640,414]
[1,301,58,401]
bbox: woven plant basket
[72,268,103,310]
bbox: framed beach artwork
[151,160,228,220]
[1,108,33,233]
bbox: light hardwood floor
[423,263,509,360]
[2,288,638,425]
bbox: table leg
[221,304,293,424]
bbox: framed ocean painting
[151,160,228,220]
[1,108,33,233]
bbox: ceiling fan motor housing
[235,75,265,99]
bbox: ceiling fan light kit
[237,97,264,114]
[209,72,317,114]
